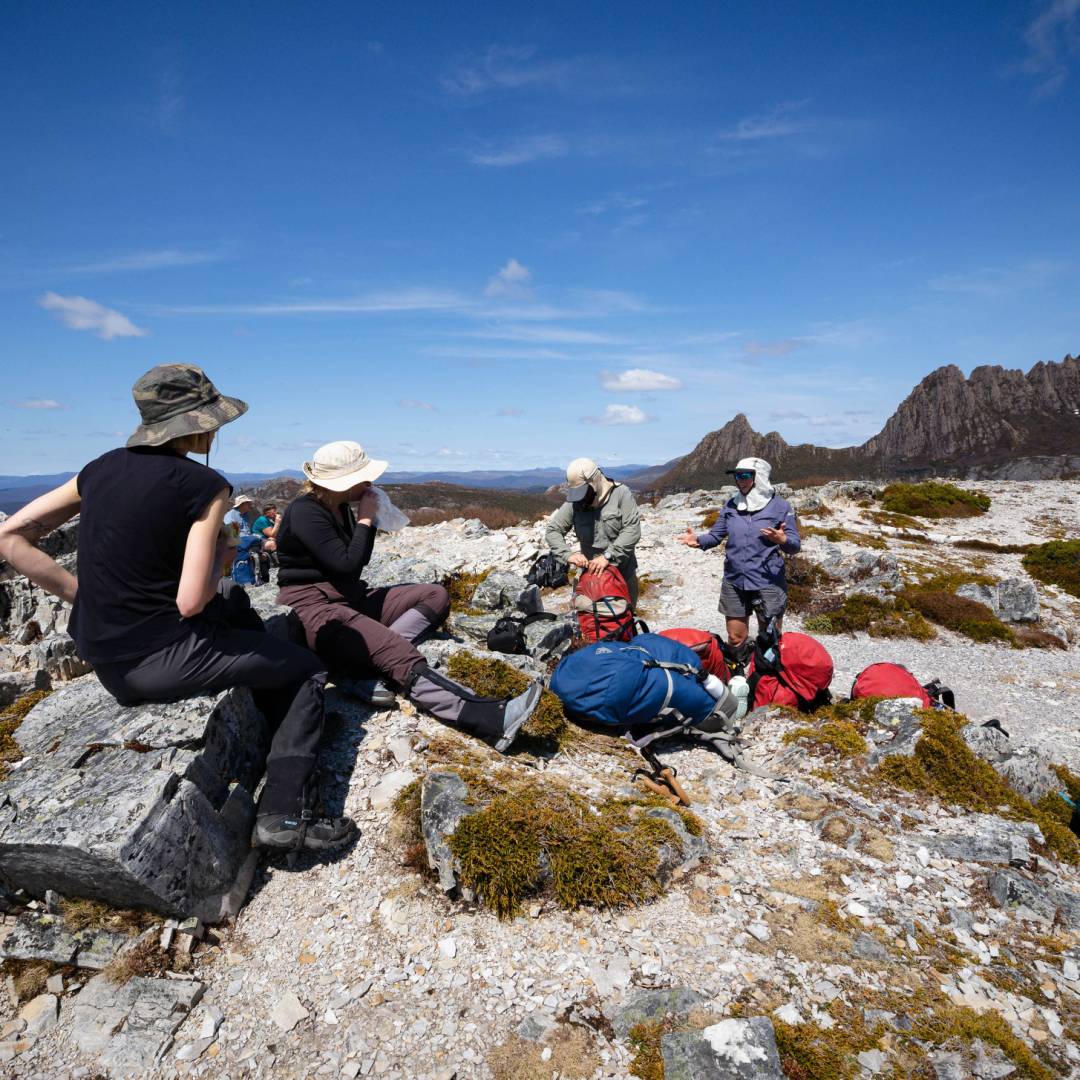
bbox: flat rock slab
[661,1017,784,1079]
[1,912,127,969]
[610,986,707,1040]
[70,973,204,1075]
[0,674,268,920]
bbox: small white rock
[270,992,309,1032]
[847,901,870,919]
[199,1005,224,1040]
[748,922,771,943]
[438,936,457,960]
[894,872,914,891]
[916,846,930,867]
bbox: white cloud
[39,292,148,340]
[440,45,628,100]
[1019,0,1080,97]
[469,324,624,345]
[714,100,812,142]
[12,399,64,410]
[467,134,568,167]
[485,258,532,297]
[73,248,225,274]
[600,368,682,392]
[577,193,648,216]
[399,399,437,411]
[582,403,651,426]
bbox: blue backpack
[550,633,717,730]
[230,534,264,586]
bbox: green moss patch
[698,508,720,529]
[862,509,922,530]
[874,710,1078,864]
[880,481,991,519]
[801,525,887,550]
[446,652,568,746]
[0,689,50,782]
[784,720,868,759]
[448,778,698,918]
[447,569,492,613]
[901,589,1014,644]
[1022,539,1080,598]
[802,595,936,641]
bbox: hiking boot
[253,812,358,852]
[494,682,543,753]
[338,676,396,709]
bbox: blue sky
[2,1,1078,476]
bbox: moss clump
[784,720,868,759]
[785,555,837,614]
[803,595,936,641]
[902,589,1013,644]
[862,509,922,530]
[875,710,1078,864]
[448,780,686,918]
[447,652,568,746]
[801,525,887,550]
[799,503,834,518]
[698,508,720,529]
[910,1004,1053,1080]
[1022,539,1080,598]
[773,1017,868,1080]
[447,569,492,613]
[104,936,169,984]
[628,1019,672,1080]
[880,481,991,519]
[0,689,51,782]
[390,779,428,871]
[1012,626,1067,650]
[954,538,1034,555]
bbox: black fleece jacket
[276,493,375,589]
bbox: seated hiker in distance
[0,364,355,852]
[544,457,642,604]
[274,440,542,752]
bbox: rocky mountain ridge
[652,355,1080,490]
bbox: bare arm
[0,479,82,603]
[176,488,231,619]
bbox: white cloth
[732,457,774,513]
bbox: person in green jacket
[544,457,642,605]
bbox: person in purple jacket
[678,456,800,659]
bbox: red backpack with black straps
[659,628,729,681]
[851,663,955,710]
[573,565,641,643]
[747,632,834,711]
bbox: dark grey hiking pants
[94,582,327,816]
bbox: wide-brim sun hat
[565,456,600,502]
[127,363,248,448]
[232,493,254,509]
[303,440,388,492]
[726,456,770,476]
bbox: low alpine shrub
[1022,539,1080,598]
[902,589,1013,644]
[880,481,990,519]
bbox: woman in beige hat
[544,457,642,604]
[0,364,356,854]
[275,441,541,752]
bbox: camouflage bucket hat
[126,364,248,448]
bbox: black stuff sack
[527,554,570,589]
[486,612,558,655]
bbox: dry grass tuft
[487,1027,601,1080]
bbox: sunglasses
[733,471,755,481]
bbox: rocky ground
[1,478,1078,1078]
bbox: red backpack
[573,566,640,643]
[851,663,954,710]
[659,628,729,681]
[747,632,833,711]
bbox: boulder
[987,869,1080,928]
[926,816,1043,866]
[0,674,267,921]
[610,986,707,1040]
[1,912,127,969]
[522,615,576,662]
[363,555,446,590]
[866,699,925,765]
[960,722,1058,803]
[661,1017,784,1079]
[420,771,478,893]
[470,571,530,611]
[956,579,1039,624]
[0,669,50,709]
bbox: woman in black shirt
[0,364,354,853]
[276,441,541,752]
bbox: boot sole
[253,826,359,852]
[494,683,543,753]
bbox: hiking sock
[388,604,443,645]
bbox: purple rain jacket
[695,494,801,590]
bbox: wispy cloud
[469,324,625,345]
[10,399,65,410]
[600,368,682,392]
[680,330,742,346]
[154,67,184,132]
[399,398,437,411]
[927,259,1062,297]
[713,100,813,142]
[72,248,226,274]
[424,345,571,361]
[1018,0,1080,97]
[577,192,649,216]
[150,288,472,316]
[496,407,525,417]
[743,338,802,358]
[39,292,148,340]
[485,258,532,297]
[467,134,568,167]
[582,403,651,426]
[441,45,631,100]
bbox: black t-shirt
[69,447,229,663]
[275,493,375,590]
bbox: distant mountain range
[648,355,1080,490]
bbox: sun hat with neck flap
[127,363,248,448]
[303,441,388,492]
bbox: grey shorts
[719,581,787,620]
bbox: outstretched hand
[678,527,700,548]
[760,524,786,545]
